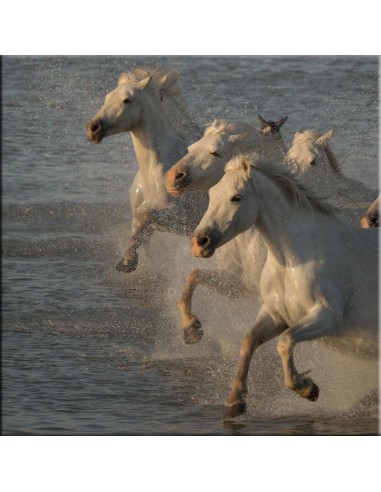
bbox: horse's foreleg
[224,306,286,418]
[276,304,342,401]
[178,268,248,345]
[116,211,155,273]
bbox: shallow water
[2,56,379,435]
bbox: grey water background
[2,56,379,435]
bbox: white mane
[118,66,181,99]
[204,119,261,153]
[226,155,338,215]
[119,66,201,142]
[292,129,321,142]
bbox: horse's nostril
[197,236,210,248]
[91,123,101,134]
[175,171,186,181]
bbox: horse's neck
[261,133,287,161]
[325,145,341,174]
[130,96,188,183]
[324,145,377,203]
[253,170,332,265]
[130,96,208,212]
[303,158,374,208]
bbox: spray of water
[103,214,379,424]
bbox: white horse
[192,154,378,417]
[165,117,287,336]
[86,67,205,274]
[284,129,378,222]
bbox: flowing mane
[118,66,201,142]
[204,119,261,153]
[118,66,183,99]
[292,129,320,141]
[138,66,201,141]
[226,155,338,215]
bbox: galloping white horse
[86,67,205,273]
[284,129,377,222]
[192,154,378,417]
[165,117,287,336]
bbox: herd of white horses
[86,67,379,418]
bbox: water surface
[2,56,379,435]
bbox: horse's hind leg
[224,306,286,418]
[178,268,248,344]
[276,304,342,401]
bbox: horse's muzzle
[191,235,215,258]
[86,121,104,144]
[165,164,189,196]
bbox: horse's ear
[258,115,268,129]
[139,75,154,90]
[239,156,251,179]
[118,73,131,85]
[204,119,219,136]
[276,116,288,128]
[159,74,170,88]
[317,129,335,146]
[158,71,178,89]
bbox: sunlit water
[2,56,379,435]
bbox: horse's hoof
[183,323,203,345]
[307,383,319,402]
[116,254,138,273]
[224,400,246,419]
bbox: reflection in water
[222,420,248,435]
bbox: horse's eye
[310,160,316,166]
[231,195,242,202]
[123,98,130,104]
[210,151,221,157]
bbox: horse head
[285,128,336,172]
[165,120,247,196]
[86,72,161,143]
[192,155,258,258]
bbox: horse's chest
[142,170,169,207]
[261,263,315,324]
